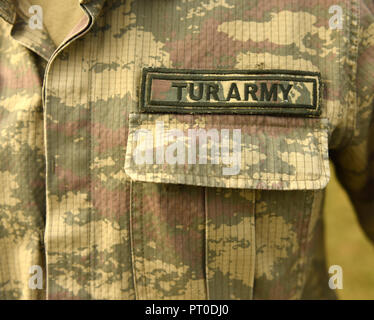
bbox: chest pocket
[123,68,330,300]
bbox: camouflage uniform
[0,0,373,299]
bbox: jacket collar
[0,0,106,25]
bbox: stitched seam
[338,0,360,149]
[129,181,139,300]
[204,187,210,300]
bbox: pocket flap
[124,113,330,190]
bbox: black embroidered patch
[140,68,322,116]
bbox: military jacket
[0,0,373,299]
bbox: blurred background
[324,162,374,299]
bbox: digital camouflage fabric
[0,0,373,299]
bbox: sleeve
[330,0,374,243]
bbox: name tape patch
[140,68,322,116]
